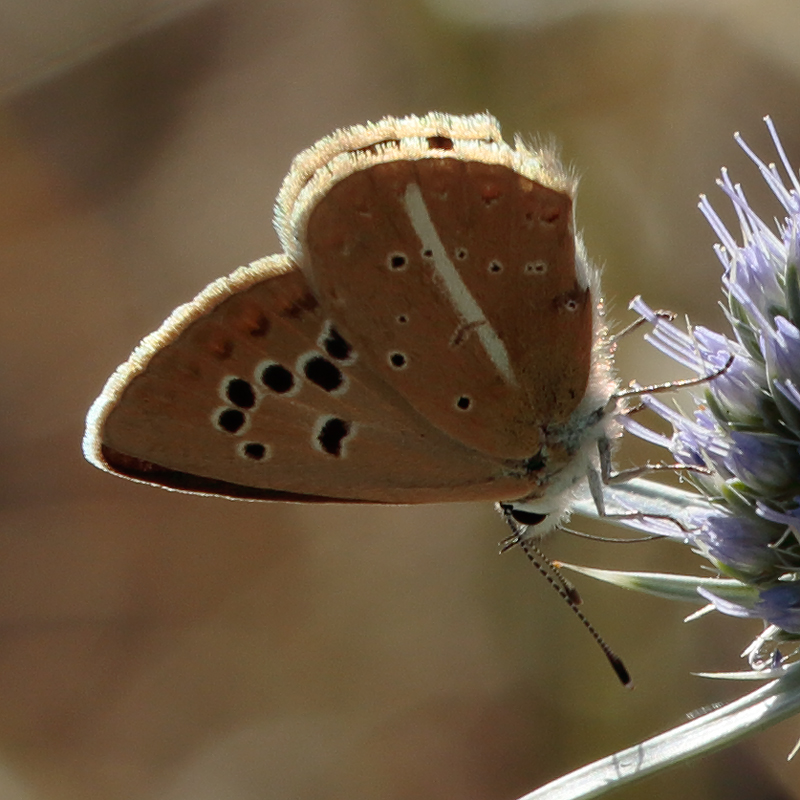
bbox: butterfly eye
[509,508,548,526]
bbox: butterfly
[83,112,620,536]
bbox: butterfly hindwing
[303,156,593,460]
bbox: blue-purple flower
[528,119,800,800]
[622,118,800,643]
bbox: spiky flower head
[525,119,800,800]
[622,118,800,659]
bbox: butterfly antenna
[504,519,633,689]
[500,529,582,604]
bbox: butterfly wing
[85,255,535,503]
[85,112,605,504]
[287,123,596,461]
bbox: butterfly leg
[584,350,734,531]
[586,435,693,533]
[613,354,734,402]
[609,309,676,345]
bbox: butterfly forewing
[303,157,593,460]
[93,256,537,502]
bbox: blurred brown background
[3,0,800,798]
